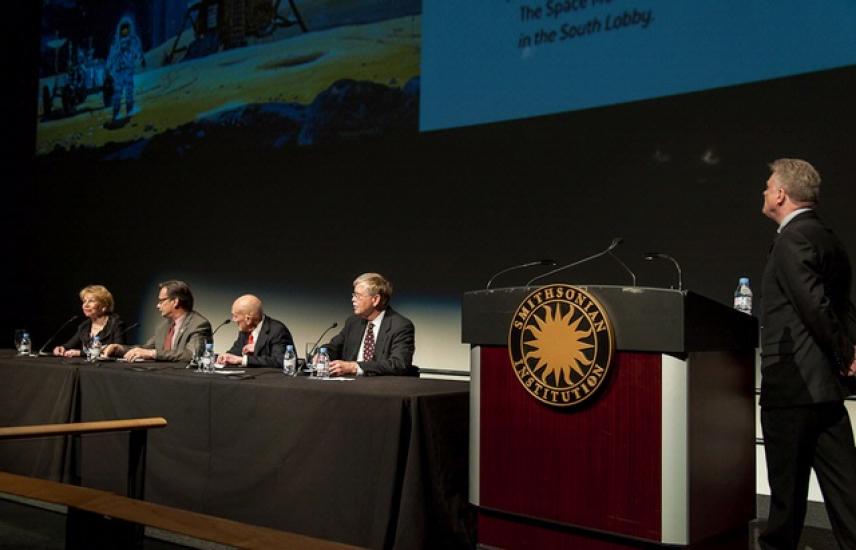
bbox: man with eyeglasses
[323,272,416,376]
[103,280,212,362]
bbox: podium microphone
[308,322,338,361]
[526,238,623,287]
[644,252,683,290]
[485,259,557,289]
[37,315,79,356]
[609,247,637,287]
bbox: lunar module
[163,0,308,64]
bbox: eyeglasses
[157,296,173,304]
[352,292,373,300]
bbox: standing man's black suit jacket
[226,316,294,368]
[760,210,856,407]
[324,306,416,376]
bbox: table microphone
[119,322,140,337]
[211,319,231,336]
[308,322,338,360]
[526,237,623,287]
[182,319,229,369]
[37,315,79,356]
[644,252,683,290]
[485,259,557,289]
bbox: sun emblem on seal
[508,284,614,407]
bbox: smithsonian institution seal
[508,284,615,407]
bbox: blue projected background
[420,1,856,131]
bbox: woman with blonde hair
[53,285,126,357]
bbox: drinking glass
[304,342,316,375]
[205,353,218,374]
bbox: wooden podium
[463,285,757,548]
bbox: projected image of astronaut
[106,17,145,124]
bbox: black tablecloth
[0,352,79,481]
[0,352,473,549]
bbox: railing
[0,417,167,500]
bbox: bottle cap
[739,277,749,285]
[205,342,214,350]
[319,347,328,354]
[286,344,294,351]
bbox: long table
[0,352,473,549]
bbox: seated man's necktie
[363,323,375,361]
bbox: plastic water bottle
[733,277,753,315]
[315,346,330,378]
[283,344,297,376]
[88,335,102,362]
[18,332,32,355]
[200,343,214,373]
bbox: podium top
[462,285,758,353]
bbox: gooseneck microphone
[120,322,140,337]
[308,322,339,360]
[485,259,557,289]
[644,252,683,290]
[38,315,79,356]
[608,247,637,287]
[211,318,231,336]
[526,238,623,287]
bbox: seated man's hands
[217,353,243,365]
[123,347,156,362]
[329,360,358,377]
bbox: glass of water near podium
[733,277,753,315]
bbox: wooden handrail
[0,418,167,440]
[0,471,363,549]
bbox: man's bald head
[231,294,263,332]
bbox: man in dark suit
[759,158,856,550]
[217,294,294,368]
[325,272,416,377]
[103,280,212,362]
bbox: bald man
[217,295,294,368]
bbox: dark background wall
[4,3,855,368]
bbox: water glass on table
[304,342,317,375]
